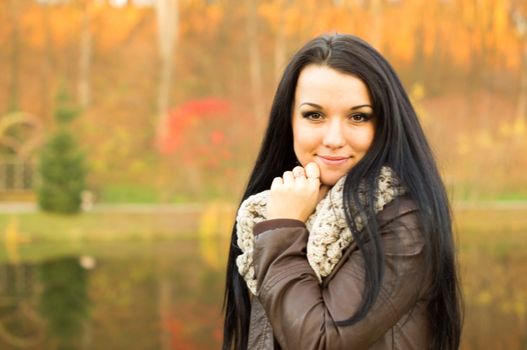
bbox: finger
[282,171,295,185]
[307,176,320,188]
[292,166,306,178]
[294,173,307,187]
[305,162,320,179]
[271,177,283,189]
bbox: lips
[317,155,350,165]
[319,155,349,160]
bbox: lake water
[0,208,525,349]
[0,239,227,350]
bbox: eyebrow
[299,102,373,111]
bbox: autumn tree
[511,1,527,123]
[155,0,179,140]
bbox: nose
[322,118,345,149]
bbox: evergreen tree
[37,90,86,214]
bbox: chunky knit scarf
[236,166,406,295]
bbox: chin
[320,173,344,187]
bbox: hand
[267,162,330,222]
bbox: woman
[223,34,462,350]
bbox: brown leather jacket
[247,196,432,350]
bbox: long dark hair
[222,34,462,350]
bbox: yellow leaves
[499,120,513,137]
[258,1,281,29]
[260,0,352,38]
[469,284,526,320]
[3,216,30,264]
[48,6,82,46]
[198,202,234,238]
[493,0,508,37]
[411,82,426,101]
[476,290,493,305]
[410,83,429,124]
[129,158,148,175]
[449,31,472,66]
[500,300,526,318]
[89,125,136,175]
[283,6,302,36]
[9,0,524,73]
[206,2,223,28]
[498,117,526,138]
[457,133,471,156]
[91,0,108,12]
[99,126,132,160]
[459,0,476,26]
[513,117,526,136]
[198,202,234,269]
[457,118,526,158]
[180,0,224,36]
[21,6,48,48]
[97,6,146,50]
[475,129,493,149]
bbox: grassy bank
[0,203,236,262]
[0,210,205,243]
[0,205,525,251]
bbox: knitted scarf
[236,166,406,295]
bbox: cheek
[293,127,317,161]
[293,123,307,148]
[293,137,308,160]
[347,127,375,153]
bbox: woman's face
[292,64,376,186]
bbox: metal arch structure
[0,112,45,194]
[0,112,44,159]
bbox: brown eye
[349,113,371,123]
[301,111,324,120]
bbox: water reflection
[460,251,527,350]
[0,240,226,350]
[0,225,524,349]
[39,257,90,350]
[0,263,44,348]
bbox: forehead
[295,64,371,106]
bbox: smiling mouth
[316,155,350,165]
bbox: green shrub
[37,90,86,214]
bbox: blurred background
[0,0,526,349]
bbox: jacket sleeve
[251,198,428,350]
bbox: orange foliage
[165,315,200,350]
[0,0,525,200]
[180,0,224,37]
[96,6,149,50]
